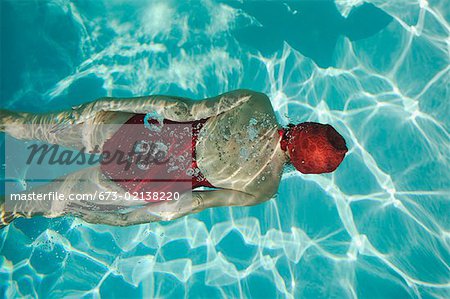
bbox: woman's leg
[1,109,85,150]
[1,108,135,227]
[1,165,147,228]
[1,108,133,150]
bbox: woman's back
[196,91,286,199]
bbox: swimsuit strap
[278,127,289,152]
[191,118,215,188]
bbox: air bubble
[144,111,164,132]
[137,160,150,170]
[133,140,150,154]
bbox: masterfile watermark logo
[3,123,196,213]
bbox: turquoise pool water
[1,0,449,298]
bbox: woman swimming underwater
[1,90,348,226]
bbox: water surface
[1,0,449,298]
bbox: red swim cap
[281,122,348,174]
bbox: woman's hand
[124,192,204,223]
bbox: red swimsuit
[100,114,215,197]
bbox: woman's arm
[77,89,265,122]
[116,189,272,226]
[1,89,268,136]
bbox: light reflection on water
[0,0,449,298]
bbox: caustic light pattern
[0,0,449,298]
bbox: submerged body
[196,91,285,199]
[98,92,285,200]
[1,90,346,226]
[100,115,215,194]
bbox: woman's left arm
[75,89,268,122]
